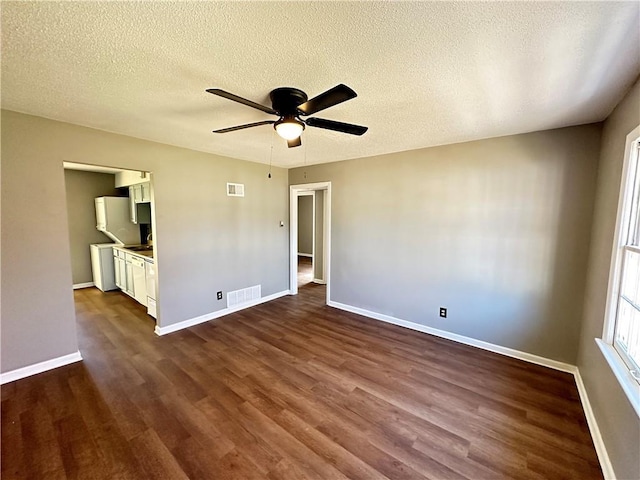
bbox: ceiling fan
[206,84,368,148]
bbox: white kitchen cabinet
[113,247,154,316]
[133,184,143,203]
[140,182,151,202]
[118,258,127,290]
[129,182,150,204]
[125,253,135,297]
[128,182,151,224]
[112,249,121,288]
[113,249,127,291]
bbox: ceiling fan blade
[206,89,277,115]
[287,137,302,148]
[297,84,357,116]
[212,120,275,133]
[305,117,368,136]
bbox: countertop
[113,245,154,259]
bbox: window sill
[595,339,640,418]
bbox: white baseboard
[312,278,327,285]
[155,290,290,336]
[297,253,313,258]
[574,370,616,480]
[73,282,94,290]
[1,351,83,385]
[327,299,613,477]
[327,300,575,373]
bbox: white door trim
[290,182,331,302]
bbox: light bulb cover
[275,118,304,140]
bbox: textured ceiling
[2,2,639,168]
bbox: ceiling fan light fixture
[207,85,366,149]
[275,117,304,140]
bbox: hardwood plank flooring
[1,284,603,479]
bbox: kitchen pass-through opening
[63,161,158,330]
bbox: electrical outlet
[439,307,447,318]
[217,291,223,300]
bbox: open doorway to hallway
[297,192,314,287]
[290,182,331,302]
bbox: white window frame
[598,124,640,418]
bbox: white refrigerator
[95,196,140,245]
[90,243,117,292]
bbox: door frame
[289,182,331,302]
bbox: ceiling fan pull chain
[303,138,308,179]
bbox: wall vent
[227,285,261,308]
[227,183,245,197]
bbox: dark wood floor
[2,284,603,479]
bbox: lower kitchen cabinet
[125,254,135,297]
[112,247,155,316]
[113,249,127,290]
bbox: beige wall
[577,78,640,480]
[290,124,601,364]
[297,195,313,255]
[1,110,289,373]
[64,170,121,285]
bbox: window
[615,214,640,375]
[599,125,640,417]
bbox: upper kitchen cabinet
[129,182,152,224]
[142,182,151,202]
[130,182,151,204]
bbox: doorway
[297,192,314,287]
[63,161,159,329]
[290,182,331,302]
